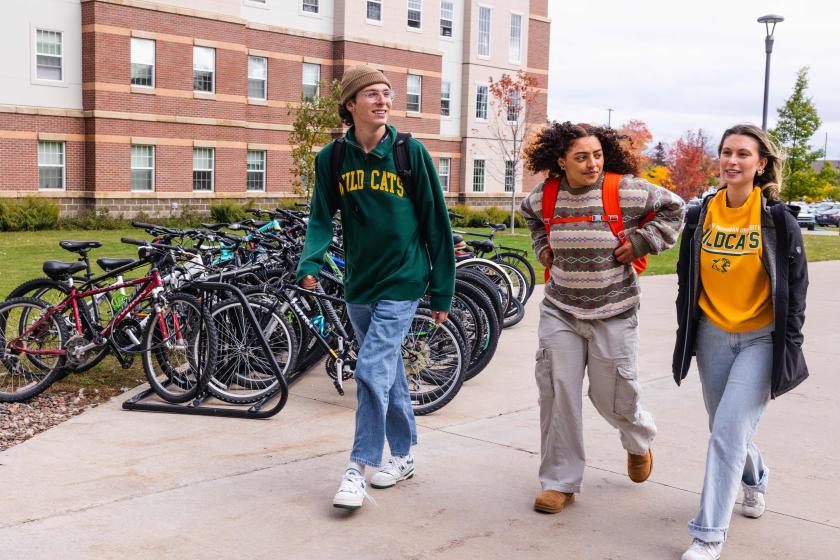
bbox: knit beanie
[340,64,391,106]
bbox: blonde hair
[718,124,784,200]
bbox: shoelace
[381,456,411,478]
[690,539,721,556]
[743,486,758,506]
[340,471,377,505]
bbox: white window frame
[131,38,155,88]
[193,46,215,93]
[193,148,215,192]
[131,144,155,192]
[248,55,267,100]
[38,141,65,191]
[509,11,523,64]
[440,80,451,117]
[438,157,451,192]
[247,150,266,192]
[472,159,486,193]
[507,90,521,122]
[302,63,321,101]
[439,0,453,37]
[475,83,488,120]
[406,74,422,113]
[477,6,492,58]
[301,0,319,15]
[407,0,422,31]
[504,160,516,192]
[366,0,383,24]
[33,28,64,84]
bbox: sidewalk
[1,262,838,559]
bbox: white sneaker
[370,455,415,489]
[333,468,369,510]
[742,485,766,518]
[681,539,723,560]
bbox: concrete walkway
[1,262,838,559]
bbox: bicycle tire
[455,258,514,315]
[0,297,69,402]
[494,252,536,303]
[455,268,504,326]
[455,280,501,381]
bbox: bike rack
[123,282,297,419]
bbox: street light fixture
[758,14,784,131]
[606,108,614,128]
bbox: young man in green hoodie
[296,65,455,510]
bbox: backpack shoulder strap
[601,172,626,241]
[541,177,561,234]
[393,132,415,201]
[330,137,347,194]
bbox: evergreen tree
[651,141,668,166]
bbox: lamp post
[606,108,614,128]
[758,14,784,131]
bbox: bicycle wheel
[208,295,297,404]
[455,280,501,381]
[404,309,467,416]
[494,252,536,303]
[142,293,217,403]
[455,268,504,326]
[0,297,69,402]
[455,258,513,317]
[495,261,528,305]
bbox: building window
[130,38,155,87]
[193,148,214,191]
[406,74,422,113]
[38,141,65,190]
[475,84,488,120]
[302,63,320,101]
[440,81,451,117]
[407,0,421,28]
[507,90,521,122]
[36,30,63,81]
[472,159,485,192]
[193,46,215,93]
[440,1,453,37]
[478,6,491,57]
[504,160,516,192]
[509,13,522,64]
[302,0,319,14]
[247,150,266,191]
[131,145,154,191]
[367,0,382,21]
[248,56,267,99]
[438,158,451,192]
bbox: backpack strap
[330,137,347,195]
[393,132,414,202]
[601,172,628,242]
[540,177,561,282]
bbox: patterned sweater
[521,173,685,320]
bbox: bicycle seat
[467,240,495,253]
[43,260,87,279]
[59,240,102,252]
[452,234,464,244]
[97,258,136,272]
[201,223,226,231]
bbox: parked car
[789,201,816,231]
[816,208,840,227]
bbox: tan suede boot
[533,490,575,513]
[627,449,653,483]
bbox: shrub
[210,201,247,223]
[58,209,123,230]
[0,197,60,231]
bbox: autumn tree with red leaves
[617,119,653,169]
[667,129,717,200]
[487,70,539,231]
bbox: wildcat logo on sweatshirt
[338,169,406,198]
[701,224,761,256]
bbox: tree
[644,165,672,189]
[617,119,653,169]
[813,162,840,201]
[651,142,668,166]
[287,79,342,199]
[770,66,823,200]
[667,129,716,200]
[487,70,539,231]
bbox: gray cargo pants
[536,300,657,493]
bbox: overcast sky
[546,0,840,159]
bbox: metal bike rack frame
[123,282,292,419]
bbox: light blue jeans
[346,299,420,467]
[689,317,773,543]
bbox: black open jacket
[672,190,809,398]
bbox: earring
[757,168,765,176]
[559,165,566,171]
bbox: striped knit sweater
[521,173,685,320]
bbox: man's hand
[431,310,448,325]
[300,275,319,289]
[538,247,554,268]
[613,242,637,264]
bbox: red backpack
[541,172,655,281]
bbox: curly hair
[718,124,783,200]
[338,104,354,127]
[523,121,640,178]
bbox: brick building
[0,0,551,216]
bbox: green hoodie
[295,125,455,311]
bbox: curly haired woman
[673,124,809,560]
[519,121,685,514]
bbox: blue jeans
[346,299,420,467]
[689,317,773,543]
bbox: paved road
[1,262,838,559]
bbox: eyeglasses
[360,90,396,101]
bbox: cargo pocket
[535,348,554,404]
[613,362,640,415]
